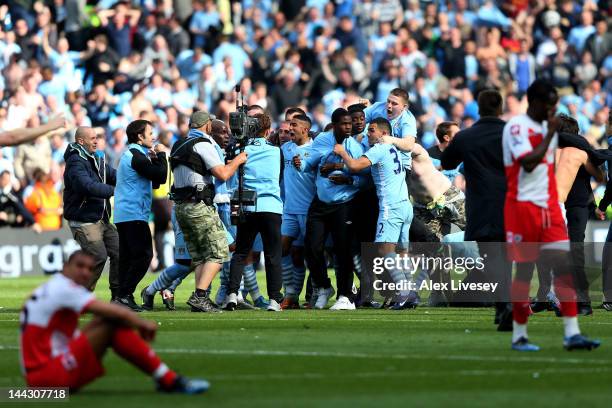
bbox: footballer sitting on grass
[19,250,209,393]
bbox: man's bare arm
[584,159,605,183]
[210,152,248,181]
[0,115,66,147]
[380,135,415,152]
[85,299,158,341]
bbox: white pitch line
[154,347,612,365]
[154,318,481,323]
[207,366,612,381]
[2,344,608,367]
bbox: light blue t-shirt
[242,138,283,214]
[281,140,315,215]
[212,143,230,200]
[300,131,367,204]
[353,127,370,152]
[568,25,596,54]
[212,43,250,82]
[364,143,408,210]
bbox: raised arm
[0,115,66,147]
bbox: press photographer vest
[169,136,212,176]
[169,136,215,204]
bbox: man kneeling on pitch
[19,250,208,393]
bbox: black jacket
[63,143,117,223]
[0,188,34,227]
[441,117,507,241]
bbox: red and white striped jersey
[19,273,95,374]
[502,114,558,208]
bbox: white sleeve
[58,280,95,313]
[194,142,223,169]
[504,121,533,161]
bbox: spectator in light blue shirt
[38,67,68,108]
[212,36,251,82]
[176,48,213,84]
[189,0,221,48]
[476,0,511,29]
[172,78,197,115]
[369,22,397,71]
[145,74,172,108]
[568,10,596,54]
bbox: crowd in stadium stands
[0,0,610,245]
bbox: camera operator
[225,112,284,312]
[171,111,247,312]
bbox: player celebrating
[333,118,413,308]
[280,114,315,309]
[502,80,600,352]
[20,250,208,393]
[362,88,417,169]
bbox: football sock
[352,253,362,280]
[168,277,183,292]
[554,273,578,318]
[111,327,177,388]
[511,279,531,325]
[290,265,307,298]
[386,253,410,297]
[563,317,580,338]
[219,262,230,286]
[282,255,294,293]
[147,264,190,295]
[243,264,261,301]
[512,321,528,343]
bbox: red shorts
[504,199,569,262]
[26,333,105,391]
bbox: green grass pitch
[1,274,611,407]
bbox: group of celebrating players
[141,81,602,355]
[18,80,604,395]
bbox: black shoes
[578,302,593,316]
[113,295,144,312]
[141,286,155,311]
[496,307,513,332]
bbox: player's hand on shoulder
[380,136,394,145]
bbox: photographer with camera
[170,111,247,312]
[224,112,285,312]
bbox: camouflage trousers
[413,186,466,240]
[175,201,229,266]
